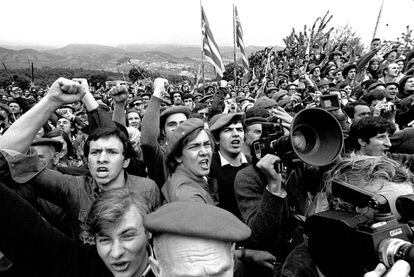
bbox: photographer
[281,155,414,277]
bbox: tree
[89,74,107,89]
[222,63,244,83]
[282,11,364,60]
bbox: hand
[256,154,283,193]
[364,261,410,277]
[46,78,86,106]
[72,78,90,93]
[153,77,168,98]
[373,101,386,117]
[271,106,293,125]
[110,85,129,104]
[246,249,276,270]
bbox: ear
[149,256,162,277]
[52,152,60,166]
[122,158,130,169]
[175,155,182,164]
[357,138,366,147]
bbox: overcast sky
[1,0,413,49]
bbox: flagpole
[233,4,237,86]
[372,0,385,41]
[200,0,206,93]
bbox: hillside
[0,43,281,76]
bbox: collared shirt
[218,151,248,167]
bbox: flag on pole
[201,5,225,77]
[234,6,249,72]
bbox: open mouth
[231,139,241,147]
[199,159,210,170]
[96,167,109,177]
[111,261,129,272]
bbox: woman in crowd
[0,184,154,277]
[161,117,216,204]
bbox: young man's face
[359,132,391,156]
[184,98,193,110]
[164,113,187,141]
[347,69,356,80]
[385,85,398,100]
[173,93,182,105]
[218,122,244,157]
[386,63,399,77]
[178,130,212,178]
[96,206,149,277]
[57,118,73,135]
[88,136,130,189]
[127,112,141,129]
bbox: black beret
[341,64,357,78]
[143,201,251,242]
[166,118,205,158]
[209,113,245,134]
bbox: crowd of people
[0,37,414,277]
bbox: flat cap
[209,112,245,134]
[253,96,277,110]
[166,118,205,158]
[144,201,251,242]
[31,138,63,153]
[160,106,191,129]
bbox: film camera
[306,179,414,277]
[251,108,344,171]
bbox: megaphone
[289,108,343,166]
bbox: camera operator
[281,155,414,277]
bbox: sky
[1,0,413,49]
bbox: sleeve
[5,150,83,213]
[140,96,168,187]
[0,181,97,276]
[234,167,287,248]
[87,104,116,131]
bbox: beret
[31,138,63,153]
[317,78,331,88]
[278,73,289,80]
[253,96,277,110]
[166,118,205,158]
[309,65,321,75]
[209,113,245,134]
[245,116,269,126]
[266,86,278,93]
[143,201,251,242]
[159,106,191,129]
[367,82,386,92]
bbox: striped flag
[201,6,225,77]
[234,6,249,72]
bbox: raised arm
[111,85,129,126]
[0,78,85,153]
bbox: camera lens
[378,238,414,268]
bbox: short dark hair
[361,90,386,107]
[211,118,245,142]
[166,128,213,172]
[348,117,395,150]
[343,100,368,119]
[83,127,134,159]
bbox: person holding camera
[281,155,414,277]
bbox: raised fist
[110,85,129,104]
[47,77,86,105]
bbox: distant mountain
[0,43,280,74]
